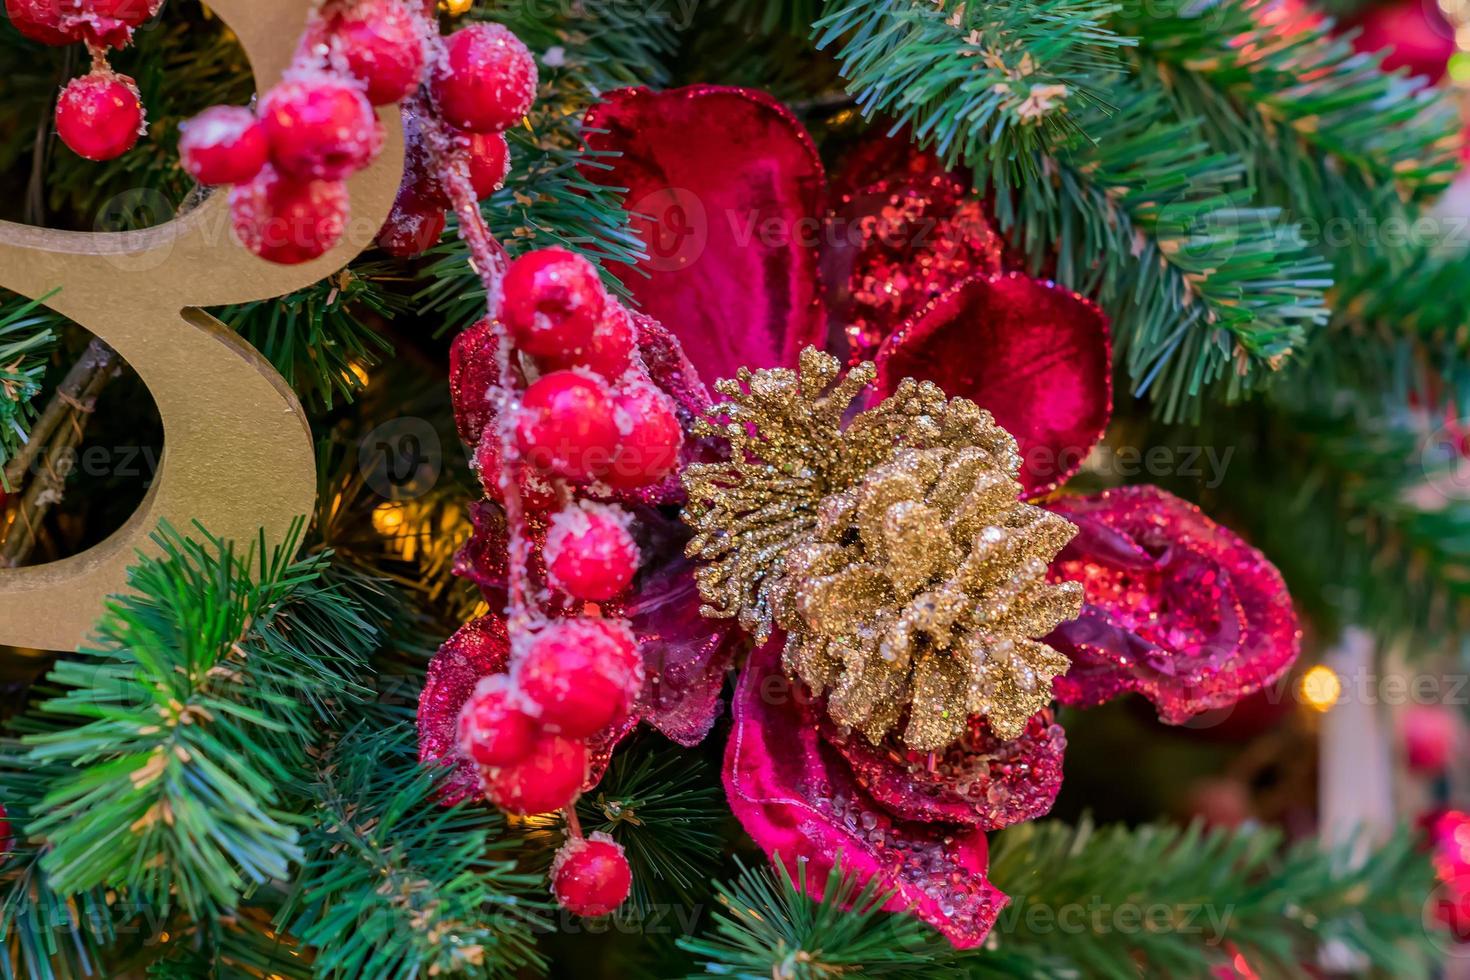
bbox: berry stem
[410,43,534,632]
[563,804,584,840]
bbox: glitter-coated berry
[259,75,381,181]
[501,247,607,361]
[457,674,537,767]
[229,166,348,265]
[55,71,144,162]
[479,732,587,814]
[376,185,445,257]
[5,0,73,44]
[518,618,642,737]
[1402,703,1458,774]
[544,501,639,601]
[604,381,683,489]
[515,370,619,482]
[328,0,426,106]
[551,832,632,917]
[179,105,268,185]
[466,131,510,199]
[432,22,536,133]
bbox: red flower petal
[417,615,512,805]
[822,709,1064,830]
[1045,486,1301,723]
[583,86,827,386]
[875,273,1112,498]
[726,641,1006,948]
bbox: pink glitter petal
[822,709,1065,830]
[582,86,828,386]
[822,171,1003,361]
[1045,485,1302,724]
[417,615,512,805]
[725,641,1006,949]
[875,273,1113,498]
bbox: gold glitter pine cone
[682,348,1084,750]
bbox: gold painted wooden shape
[0,0,404,650]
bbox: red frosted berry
[466,131,510,199]
[0,802,11,857]
[1402,703,1458,774]
[259,75,381,181]
[551,832,632,917]
[538,302,634,380]
[517,618,642,737]
[479,732,587,814]
[5,0,73,44]
[604,381,683,489]
[544,501,639,601]
[55,70,144,162]
[457,674,537,767]
[60,0,161,48]
[179,105,268,185]
[515,370,619,482]
[432,22,537,133]
[229,165,349,265]
[473,433,558,512]
[376,185,445,256]
[501,247,607,362]
[329,0,425,106]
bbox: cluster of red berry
[174,2,531,265]
[453,247,685,916]
[6,0,160,161]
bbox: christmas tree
[0,0,1465,976]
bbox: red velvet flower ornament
[430,84,1299,948]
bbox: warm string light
[1298,664,1341,713]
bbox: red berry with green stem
[544,501,639,601]
[179,105,268,185]
[517,618,642,737]
[431,22,537,133]
[515,370,620,482]
[55,70,144,161]
[551,832,632,917]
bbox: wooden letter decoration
[0,0,404,650]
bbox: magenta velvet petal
[874,273,1112,498]
[726,641,1007,948]
[1045,486,1302,724]
[417,615,512,805]
[624,547,741,745]
[822,709,1065,830]
[583,85,828,386]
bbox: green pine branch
[20,522,381,919]
[277,722,546,979]
[0,291,61,471]
[678,857,954,978]
[984,817,1438,977]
